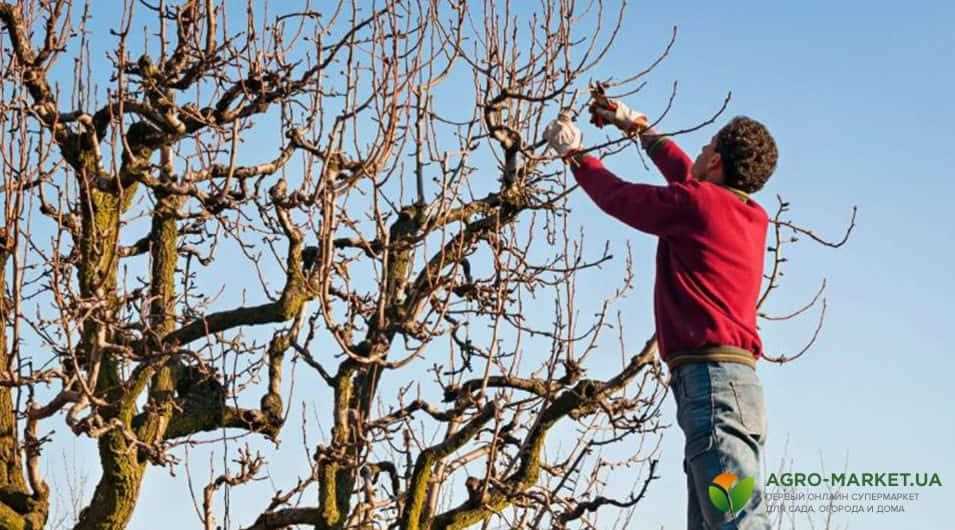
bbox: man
[543,101,778,530]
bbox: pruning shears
[588,80,617,128]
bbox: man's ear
[708,152,724,181]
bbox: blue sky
[29,1,955,529]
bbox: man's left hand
[543,111,583,159]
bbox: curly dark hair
[714,116,778,193]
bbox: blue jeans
[670,362,771,530]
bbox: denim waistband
[666,345,757,372]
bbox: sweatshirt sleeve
[645,137,693,184]
[571,155,696,236]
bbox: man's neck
[720,185,750,203]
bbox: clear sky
[32,1,955,529]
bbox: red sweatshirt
[571,140,768,364]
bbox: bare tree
[0,1,853,529]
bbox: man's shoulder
[746,196,770,223]
[692,182,770,222]
[661,179,705,208]
[666,178,704,193]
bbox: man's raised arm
[589,99,694,184]
[542,111,696,237]
[569,154,695,237]
[640,127,693,184]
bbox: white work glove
[589,99,648,134]
[543,111,583,158]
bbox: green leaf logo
[708,483,732,513]
[708,472,755,515]
[730,476,755,510]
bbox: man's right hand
[588,99,649,135]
